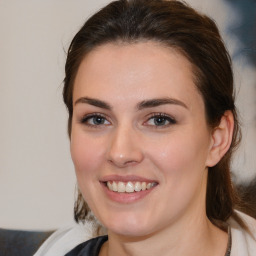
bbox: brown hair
[63,0,244,229]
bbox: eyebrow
[74,97,188,110]
[74,97,111,110]
[137,98,188,110]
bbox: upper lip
[100,175,158,183]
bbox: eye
[145,113,176,127]
[80,114,111,127]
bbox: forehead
[73,41,203,109]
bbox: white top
[34,211,256,256]
[227,211,256,256]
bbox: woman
[35,0,256,255]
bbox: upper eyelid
[81,112,105,118]
[146,112,176,120]
[83,112,106,118]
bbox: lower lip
[100,182,157,204]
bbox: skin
[70,42,233,256]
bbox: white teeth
[134,182,141,192]
[125,182,134,193]
[107,182,113,190]
[112,181,118,192]
[117,182,126,192]
[146,183,152,189]
[106,181,156,193]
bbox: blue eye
[81,114,110,126]
[146,114,176,127]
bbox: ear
[206,110,234,167]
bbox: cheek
[70,131,105,181]
[148,131,210,183]
[149,134,209,213]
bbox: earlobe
[206,110,234,167]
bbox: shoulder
[34,221,100,256]
[228,211,256,256]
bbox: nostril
[124,160,138,165]
[107,158,139,168]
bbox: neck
[100,213,228,256]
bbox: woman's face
[71,42,215,237]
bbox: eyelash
[79,112,176,128]
[145,113,176,127]
[80,113,110,127]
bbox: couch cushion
[0,228,54,256]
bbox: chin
[101,214,155,238]
[109,225,153,238]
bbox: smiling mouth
[104,181,158,193]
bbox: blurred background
[0,0,255,230]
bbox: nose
[107,124,144,168]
